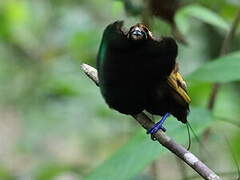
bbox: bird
[96,21,190,135]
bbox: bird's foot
[147,113,170,136]
[147,120,166,134]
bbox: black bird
[97,21,190,134]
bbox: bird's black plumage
[97,21,190,123]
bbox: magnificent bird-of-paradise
[97,21,190,135]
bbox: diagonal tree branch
[81,63,222,180]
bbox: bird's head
[127,23,152,41]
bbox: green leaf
[36,163,77,180]
[84,107,213,180]
[187,51,240,83]
[178,5,229,31]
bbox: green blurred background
[1,0,240,179]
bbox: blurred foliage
[0,0,240,180]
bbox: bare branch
[81,64,99,86]
[81,63,222,180]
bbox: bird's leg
[147,112,170,134]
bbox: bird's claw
[147,123,166,134]
[146,113,170,138]
[148,125,166,141]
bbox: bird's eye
[143,27,148,33]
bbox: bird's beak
[132,28,143,37]
[130,27,146,40]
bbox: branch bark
[81,63,222,180]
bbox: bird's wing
[97,21,127,69]
[167,64,191,104]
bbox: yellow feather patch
[167,68,191,104]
